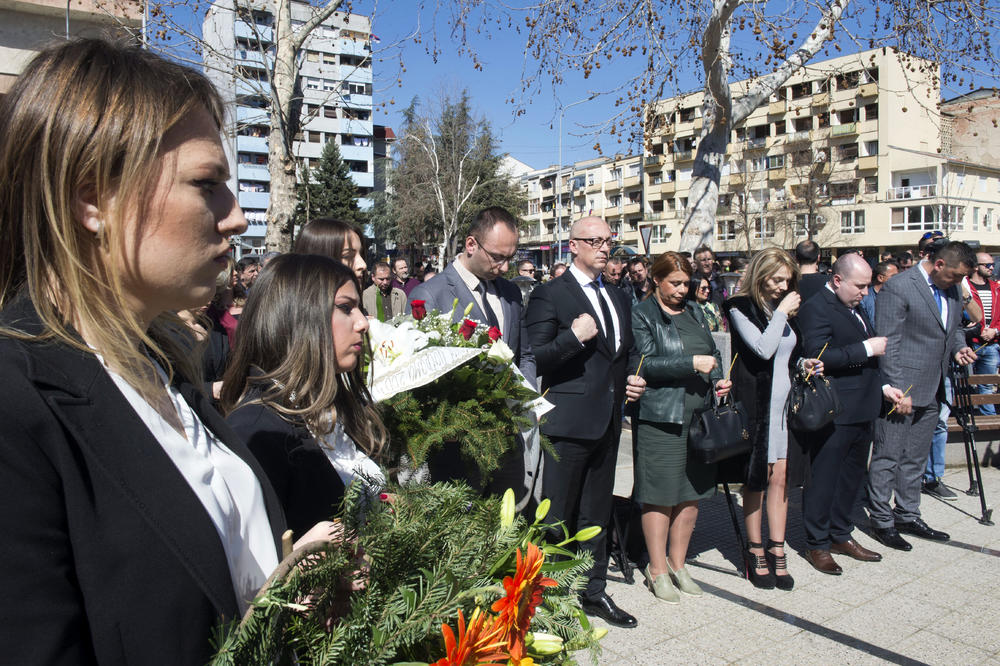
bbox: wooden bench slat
[967,394,1000,406]
[966,374,1000,385]
[947,415,1000,433]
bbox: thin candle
[625,354,647,403]
[805,342,829,381]
[727,353,739,380]
[886,384,913,416]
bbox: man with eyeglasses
[525,216,646,629]
[968,251,1000,415]
[517,259,537,280]
[408,206,537,494]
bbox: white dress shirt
[568,262,622,351]
[918,260,948,327]
[453,259,505,332]
[104,362,278,614]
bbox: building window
[324,106,337,118]
[864,176,878,194]
[836,143,858,161]
[864,141,878,157]
[308,131,321,143]
[841,210,865,234]
[322,79,337,92]
[973,206,980,231]
[650,224,670,243]
[794,214,819,237]
[717,219,736,241]
[305,78,320,90]
[766,154,785,170]
[864,103,878,121]
[323,53,337,65]
[890,205,939,231]
[754,217,775,239]
[306,51,319,62]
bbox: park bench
[946,370,997,525]
[947,373,1000,440]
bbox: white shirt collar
[452,258,481,292]
[568,262,600,288]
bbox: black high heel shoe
[765,539,794,591]
[746,541,775,589]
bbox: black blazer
[797,286,883,424]
[0,297,286,665]
[226,390,347,539]
[525,270,638,440]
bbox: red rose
[487,326,502,342]
[410,300,427,320]
[458,318,477,340]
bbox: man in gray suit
[868,241,978,550]
[408,207,537,497]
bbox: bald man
[525,216,645,628]
[796,254,887,574]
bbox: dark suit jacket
[797,286,882,424]
[410,261,536,387]
[798,273,828,304]
[525,269,637,440]
[0,297,285,665]
[226,390,347,539]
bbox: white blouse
[104,363,279,614]
[319,422,384,490]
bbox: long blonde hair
[0,39,226,393]
[736,248,800,314]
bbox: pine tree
[295,141,366,227]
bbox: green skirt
[634,418,716,507]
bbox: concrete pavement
[589,430,1000,665]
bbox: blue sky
[161,1,998,171]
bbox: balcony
[858,155,878,171]
[887,184,937,200]
[859,82,878,98]
[832,195,857,206]
[236,106,268,125]
[767,167,786,181]
[785,130,811,145]
[586,181,602,193]
[768,100,787,115]
[812,92,830,106]
[238,190,270,209]
[340,118,373,136]
[624,202,641,215]
[236,49,270,69]
[673,150,695,162]
[235,21,272,43]
[644,155,663,168]
[623,175,641,188]
[831,122,857,137]
[646,211,663,221]
[729,172,745,186]
[237,162,269,181]
[339,143,371,162]
[744,137,767,150]
[342,93,373,107]
[335,38,370,58]
[236,135,268,153]
[660,181,676,195]
[342,66,373,84]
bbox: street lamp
[556,93,596,264]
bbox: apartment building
[519,153,645,266]
[644,48,1000,257]
[202,2,374,252]
[1,0,140,95]
[521,50,999,261]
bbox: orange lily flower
[431,608,508,666]
[491,542,557,658]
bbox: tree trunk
[265,0,300,253]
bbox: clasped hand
[955,347,978,366]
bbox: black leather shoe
[871,526,913,551]
[580,592,638,628]
[895,518,950,542]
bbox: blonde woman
[222,254,389,536]
[722,249,823,591]
[0,40,335,663]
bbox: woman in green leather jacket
[632,251,732,604]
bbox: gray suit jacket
[875,264,966,408]
[362,284,407,320]
[409,261,536,388]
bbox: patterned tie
[476,281,500,329]
[931,284,943,313]
[592,280,617,350]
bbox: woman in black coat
[0,40,337,664]
[723,249,822,591]
[222,254,389,537]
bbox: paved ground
[588,430,1000,665]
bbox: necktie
[592,280,616,349]
[477,281,500,329]
[931,284,943,313]
[852,307,868,334]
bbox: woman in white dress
[223,254,389,536]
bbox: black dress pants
[542,418,620,599]
[802,421,872,550]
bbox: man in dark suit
[796,239,827,303]
[867,241,978,550]
[797,254,887,574]
[409,207,537,500]
[525,216,646,628]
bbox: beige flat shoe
[667,561,703,596]
[643,564,680,604]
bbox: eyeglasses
[980,262,995,268]
[921,230,944,239]
[698,286,711,292]
[475,240,517,266]
[572,236,613,249]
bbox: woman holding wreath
[632,252,732,603]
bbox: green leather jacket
[631,296,723,425]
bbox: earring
[94,221,104,240]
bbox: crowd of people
[0,39,995,663]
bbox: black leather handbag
[786,372,841,431]
[688,394,753,464]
